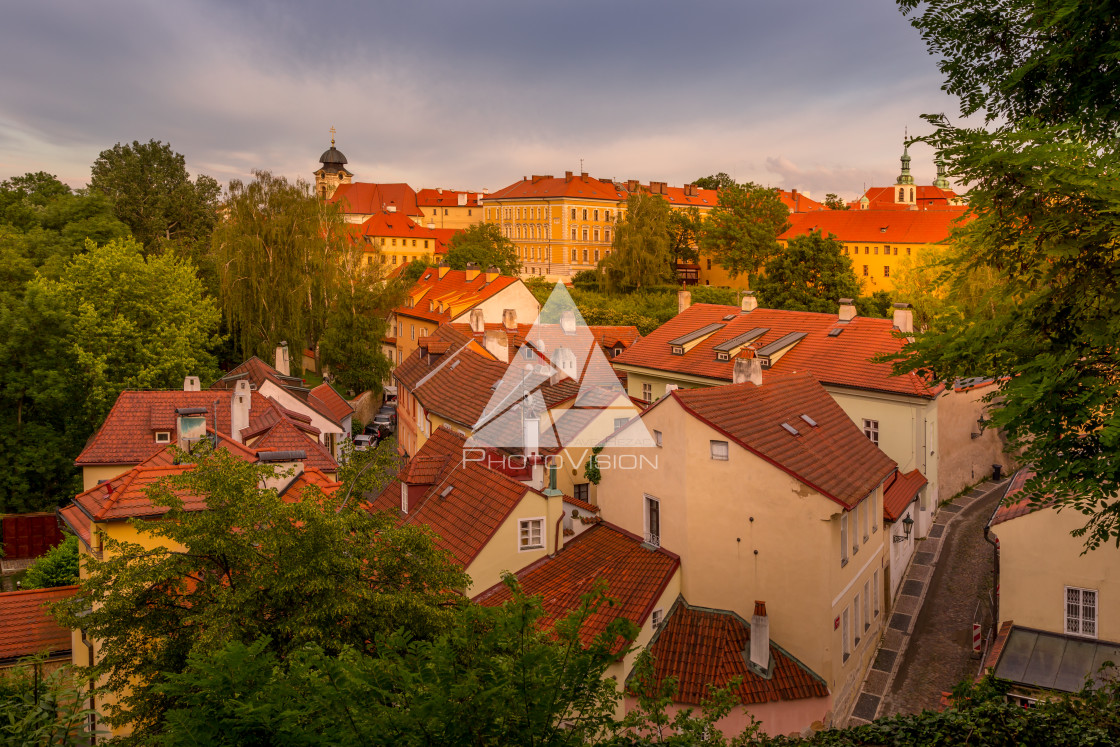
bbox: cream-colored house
[982,469,1120,703]
[596,367,899,725]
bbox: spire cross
[330,126,336,146]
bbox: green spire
[934,155,950,189]
[897,138,914,186]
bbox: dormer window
[155,431,171,444]
[671,345,684,356]
[717,351,729,361]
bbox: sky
[0,1,967,200]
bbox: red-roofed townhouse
[612,297,1006,542]
[596,372,899,725]
[415,188,484,230]
[328,181,423,223]
[981,470,1120,704]
[353,211,458,273]
[0,585,78,674]
[389,264,540,371]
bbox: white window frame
[862,498,870,542]
[710,440,729,461]
[518,517,545,551]
[863,419,879,445]
[1065,586,1098,638]
[642,382,653,401]
[652,608,664,629]
[653,429,663,447]
[155,431,171,444]
[864,580,871,631]
[840,512,849,566]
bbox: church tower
[313,128,353,200]
[933,155,951,190]
[894,136,916,205]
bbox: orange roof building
[0,586,78,669]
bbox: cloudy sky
[0,1,966,200]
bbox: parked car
[383,386,398,405]
[352,434,374,452]
[373,413,394,433]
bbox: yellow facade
[363,235,437,270]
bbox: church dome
[319,146,348,167]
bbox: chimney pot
[740,291,758,313]
[469,308,485,334]
[502,308,517,330]
[750,599,771,671]
[838,298,856,322]
[677,289,691,314]
[733,353,763,386]
[892,302,914,335]
[565,171,573,181]
[231,380,252,443]
[183,376,201,392]
[274,342,290,376]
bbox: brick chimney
[892,302,914,335]
[437,262,450,278]
[183,376,201,392]
[839,298,857,322]
[502,308,517,330]
[231,380,251,443]
[740,291,758,313]
[274,342,290,376]
[678,289,691,314]
[750,600,771,671]
[733,348,763,386]
[565,171,574,181]
[469,308,485,334]
[464,262,481,281]
[484,265,500,282]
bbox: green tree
[22,536,79,589]
[442,222,521,275]
[667,206,702,265]
[894,0,1120,546]
[400,257,431,283]
[89,140,220,254]
[755,231,861,313]
[212,171,345,370]
[692,173,736,191]
[0,660,95,746]
[602,192,674,290]
[52,445,469,740]
[698,182,790,285]
[823,193,849,210]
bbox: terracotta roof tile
[473,522,680,646]
[777,190,828,213]
[614,303,932,399]
[0,586,78,662]
[329,182,422,217]
[415,188,481,207]
[57,505,91,549]
[883,468,927,522]
[780,208,971,245]
[990,468,1041,525]
[251,419,337,473]
[369,427,534,569]
[641,599,829,705]
[309,384,354,424]
[279,467,341,503]
[394,268,528,325]
[670,374,897,509]
[483,174,720,209]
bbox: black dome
[319,146,348,166]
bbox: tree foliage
[894,0,1120,546]
[698,182,790,284]
[0,660,94,746]
[668,206,702,265]
[823,193,849,210]
[212,171,346,370]
[602,193,675,291]
[442,222,521,275]
[692,173,736,191]
[755,231,861,314]
[22,535,79,589]
[52,445,469,740]
[89,140,220,254]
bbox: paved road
[879,487,1003,716]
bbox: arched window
[898,188,905,201]
[909,188,914,202]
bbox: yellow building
[415,188,485,230]
[482,173,719,280]
[354,212,453,271]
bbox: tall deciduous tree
[698,182,790,285]
[755,231,861,314]
[692,173,736,191]
[442,222,520,275]
[53,445,469,740]
[602,192,674,290]
[89,140,220,253]
[823,193,849,210]
[212,171,344,371]
[667,205,702,265]
[894,0,1120,547]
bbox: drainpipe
[982,478,1012,628]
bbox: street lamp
[892,514,915,543]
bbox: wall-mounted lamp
[893,514,914,543]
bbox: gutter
[982,473,1017,628]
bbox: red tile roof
[213,357,344,430]
[329,182,422,217]
[473,522,680,646]
[250,419,338,473]
[356,212,457,251]
[780,208,971,245]
[73,464,201,522]
[0,586,78,662]
[58,505,91,549]
[483,174,720,209]
[615,303,932,399]
[883,468,927,522]
[395,268,530,325]
[369,427,536,570]
[860,185,961,209]
[309,384,354,424]
[415,188,481,207]
[279,467,341,502]
[777,190,828,213]
[990,468,1041,526]
[640,599,829,705]
[669,374,897,509]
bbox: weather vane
[330,126,336,146]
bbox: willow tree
[601,192,674,291]
[212,171,349,372]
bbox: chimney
[580,172,588,178]
[732,349,763,386]
[483,329,510,363]
[484,265,500,282]
[565,171,573,181]
[469,308,485,334]
[175,407,208,451]
[231,380,251,442]
[437,187,443,194]
[502,308,517,330]
[892,302,914,334]
[627,179,639,192]
[560,310,576,335]
[464,262,481,281]
[838,298,856,322]
[750,600,771,671]
[437,262,450,278]
[740,291,758,313]
[183,376,201,392]
[275,342,290,376]
[457,192,467,206]
[678,289,691,314]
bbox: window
[582,249,589,263]
[411,324,415,340]
[872,492,878,533]
[707,259,712,270]
[594,209,599,220]
[874,246,878,254]
[571,227,577,241]
[605,210,611,221]
[842,607,850,661]
[862,498,870,541]
[582,208,588,220]
[898,187,905,201]
[873,570,880,616]
[653,429,663,447]
[864,581,871,630]
[710,440,729,461]
[594,228,600,242]
[840,513,849,565]
[854,594,861,646]
[652,608,664,629]
[574,483,590,503]
[863,419,879,445]
[605,229,611,242]
[582,228,589,241]
[853,503,860,554]
[594,249,600,262]
[907,247,911,255]
[884,265,890,277]
[863,265,869,276]
[570,208,576,219]
[865,246,869,254]
[468,209,472,216]
[645,495,660,547]
[571,248,577,262]
[519,518,544,551]
[412,239,417,247]
[642,382,653,401]
[155,431,171,443]
[1066,587,1098,637]
[884,245,890,254]
[614,417,629,431]
[444,208,449,215]
[424,240,429,248]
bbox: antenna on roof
[579,157,584,173]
